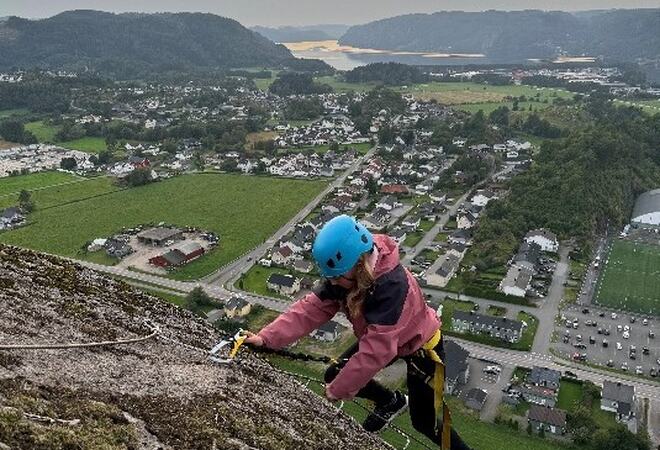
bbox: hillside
[0,245,386,449]
[339,9,660,63]
[0,10,296,76]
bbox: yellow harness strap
[229,333,247,359]
[421,329,451,450]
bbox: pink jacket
[258,234,440,400]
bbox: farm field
[0,175,118,210]
[25,120,59,142]
[0,173,326,280]
[23,121,108,153]
[0,171,81,198]
[594,240,660,315]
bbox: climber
[245,215,471,450]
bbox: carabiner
[209,329,247,364]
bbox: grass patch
[0,171,80,197]
[59,136,107,154]
[0,174,326,280]
[25,120,59,142]
[517,312,539,351]
[556,379,582,411]
[594,240,660,315]
[0,176,119,210]
[314,75,379,93]
[486,305,507,316]
[238,265,306,300]
[403,231,424,247]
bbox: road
[452,337,660,402]
[578,236,607,306]
[202,146,377,287]
[402,191,471,264]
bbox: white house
[524,229,559,253]
[471,189,498,207]
[267,273,301,296]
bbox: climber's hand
[243,331,264,347]
[325,386,339,402]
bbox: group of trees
[344,62,428,86]
[471,100,660,269]
[349,87,407,135]
[269,72,332,96]
[284,97,324,120]
[0,120,37,144]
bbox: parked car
[602,339,609,348]
[582,308,590,314]
[616,342,623,350]
[635,366,643,375]
[650,330,655,339]
[623,331,630,339]
[651,368,658,377]
[611,312,618,319]
[643,347,650,355]
[621,362,628,371]
[607,360,614,367]
[630,316,636,324]
[589,336,596,344]
[642,318,649,326]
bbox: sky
[1,0,659,26]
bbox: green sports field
[0,173,326,280]
[595,240,660,315]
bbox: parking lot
[553,304,659,377]
[457,357,512,421]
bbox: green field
[595,240,660,315]
[0,173,327,280]
[24,121,108,153]
[25,120,59,142]
[0,176,118,210]
[0,171,82,198]
[59,136,108,153]
[239,265,309,300]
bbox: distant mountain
[252,24,350,42]
[339,9,660,63]
[0,10,297,76]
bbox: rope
[0,323,160,350]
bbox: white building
[524,229,559,253]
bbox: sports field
[595,240,660,315]
[0,173,326,280]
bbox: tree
[185,287,214,315]
[592,424,650,450]
[60,157,77,171]
[18,189,34,213]
[365,177,379,196]
[123,168,153,186]
[0,120,36,144]
[567,404,597,445]
[489,106,510,128]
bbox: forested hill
[0,10,296,77]
[339,9,660,62]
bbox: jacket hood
[372,234,401,278]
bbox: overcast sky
[1,0,659,26]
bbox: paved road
[531,245,570,354]
[451,337,660,401]
[578,236,607,306]
[203,146,377,287]
[423,288,538,317]
[402,191,471,264]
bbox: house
[137,227,182,246]
[390,228,408,245]
[498,265,534,298]
[224,297,251,319]
[515,384,557,407]
[425,254,461,288]
[0,207,24,229]
[452,311,525,343]
[149,241,205,268]
[376,195,399,211]
[448,229,472,246]
[312,321,344,342]
[447,243,468,259]
[513,241,541,273]
[444,340,470,395]
[471,189,498,207]
[401,214,422,230]
[267,273,301,296]
[292,259,314,274]
[362,208,389,231]
[528,366,561,392]
[524,229,559,253]
[380,184,410,196]
[527,405,567,435]
[465,388,488,411]
[272,245,296,265]
[457,211,478,230]
[601,381,636,423]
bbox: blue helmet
[312,215,374,278]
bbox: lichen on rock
[0,245,387,450]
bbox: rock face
[0,245,386,450]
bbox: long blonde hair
[346,253,375,319]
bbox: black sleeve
[363,264,408,326]
[313,280,349,302]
